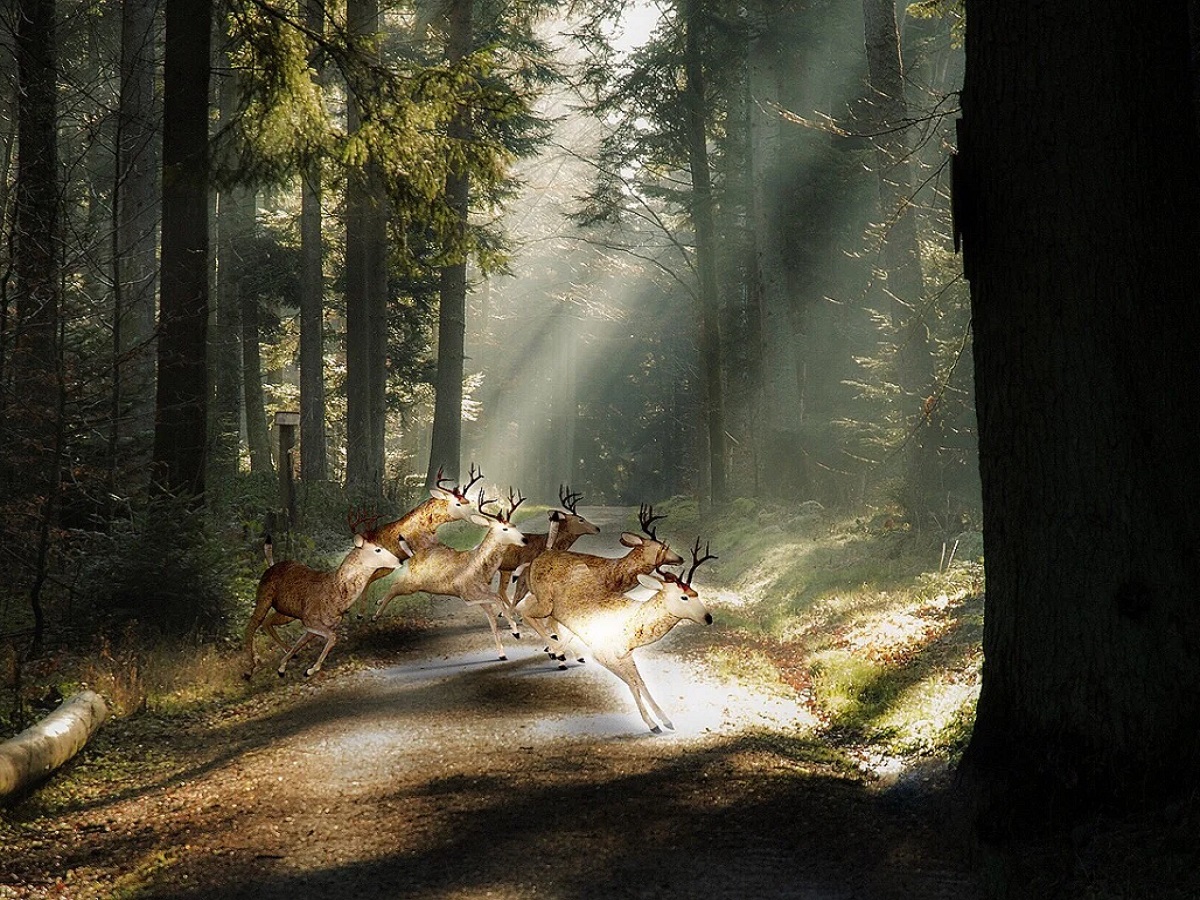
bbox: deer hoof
[550,634,559,641]
[498,654,508,661]
[650,725,662,734]
[277,670,286,678]
[557,661,567,670]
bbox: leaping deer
[493,485,600,635]
[244,510,407,678]
[515,503,684,655]
[371,488,529,659]
[521,537,717,732]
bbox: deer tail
[263,534,274,568]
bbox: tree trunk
[210,37,244,487]
[861,0,936,521]
[113,0,161,491]
[154,0,212,498]
[235,193,273,476]
[9,0,59,646]
[683,0,727,504]
[425,0,473,488]
[0,691,107,801]
[957,1,1200,822]
[298,0,327,483]
[344,0,384,496]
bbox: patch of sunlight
[841,609,940,663]
[873,668,981,757]
[731,540,814,602]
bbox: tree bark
[0,691,107,801]
[114,0,160,470]
[861,0,936,521]
[299,0,328,483]
[154,0,212,498]
[344,0,385,496]
[235,193,273,476]
[958,1,1200,821]
[425,0,473,488]
[683,0,727,504]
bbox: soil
[1,512,981,899]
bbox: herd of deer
[243,465,716,733]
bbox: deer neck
[389,498,453,551]
[461,533,510,583]
[624,596,678,650]
[553,530,585,551]
[335,553,378,611]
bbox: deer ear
[429,487,453,502]
[620,532,643,547]
[636,573,663,592]
[354,533,365,548]
[398,539,413,558]
[513,562,529,577]
[469,514,492,528]
[548,510,566,522]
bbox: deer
[520,538,717,733]
[370,488,529,659]
[356,464,486,610]
[515,503,684,659]
[244,511,408,679]
[492,485,600,637]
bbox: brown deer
[493,485,600,635]
[514,503,684,648]
[521,538,716,732]
[371,489,529,659]
[359,464,485,600]
[244,512,407,678]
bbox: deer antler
[435,465,454,490]
[476,486,499,517]
[462,462,484,493]
[559,484,583,514]
[501,487,526,523]
[684,537,718,586]
[638,503,667,540]
[347,506,382,536]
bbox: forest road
[5,509,980,900]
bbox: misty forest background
[0,0,973,640]
[6,0,1200,876]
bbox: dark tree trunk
[299,0,327,483]
[957,1,1200,822]
[344,0,385,496]
[154,0,212,497]
[683,0,727,504]
[10,0,60,645]
[425,0,473,488]
[113,0,161,488]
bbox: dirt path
[2,514,981,899]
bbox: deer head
[470,487,527,547]
[429,462,485,522]
[635,538,716,626]
[617,503,683,566]
[551,484,600,536]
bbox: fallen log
[0,690,108,802]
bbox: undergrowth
[649,496,985,762]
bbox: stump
[0,690,108,802]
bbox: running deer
[522,538,716,732]
[494,485,600,634]
[371,489,529,659]
[362,464,484,587]
[515,503,684,654]
[244,511,407,678]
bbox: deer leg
[304,626,338,677]
[263,612,294,652]
[620,653,672,731]
[477,601,508,660]
[277,631,318,677]
[594,648,661,733]
[372,572,414,621]
[520,614,561,663]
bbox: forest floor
[1,510,982,899]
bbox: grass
[650,496,985,762]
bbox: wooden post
[276,411,300,533]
